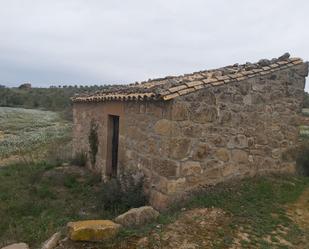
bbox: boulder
[41,232,61,249]
[1,243,29,249]
[67,220,120,241]
[115,206,160,227]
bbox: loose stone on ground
[67,220,121,242]
[114,206,160,227]
[1,243,29,249]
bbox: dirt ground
[286,189,309,249]
[56,186,309,249]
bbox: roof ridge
[72,53,305,103]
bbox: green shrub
[88,120,99,167]
[71,151,87,167]
[98,172,146,214]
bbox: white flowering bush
[302,108,309,117]
[0,107,72,159]
[300,126,309,138]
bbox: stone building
[72,54,308,210]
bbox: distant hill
[1,86,308,118]
[0,85,114,119]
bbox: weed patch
[0,163,106,248]
[182,176,309,248]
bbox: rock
[153,158,178,177]
[166,178,186,194]
[227,135,248,149]
[191,105,218,123]
[171,102,189,121]
[258,59,271,67]
[1,243,29,249]
[192,143,211,160]
[278,52,290,61]
[136,237,149,248]
[215,148,230,162]
[181,161,202,176]
[219,111,232,124]
[115,206,159,227]
[272,149,281,159]
[41,232,61,249]
[149,190,170,210]
[67,220,121,241]
[222,164,239,177]
[154,119,173,136]
[168,138,191,160]
[231,150,248,163]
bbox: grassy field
[0,107,71,162]
[0,163,103,248]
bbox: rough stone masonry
[72,54,308,210]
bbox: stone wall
[120,63,307,209]
[72,101,125,177]
[73,62,308,210]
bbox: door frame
[106,114,120,178]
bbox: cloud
[0,0,308,91]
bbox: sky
[0,0,308,91]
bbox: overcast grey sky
[0,0,308,91]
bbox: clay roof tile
[71,54,305,103]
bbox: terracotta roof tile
[185,81,204,88]
[169,85,187,93]
[178,87,196,96]
[194,85,204,90]
[211,81,224,86]
[72,54,305,103]
[202,78,215,84]
[163,92,179,100]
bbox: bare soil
[57,186,309,249]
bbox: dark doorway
[107,115,119,178]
